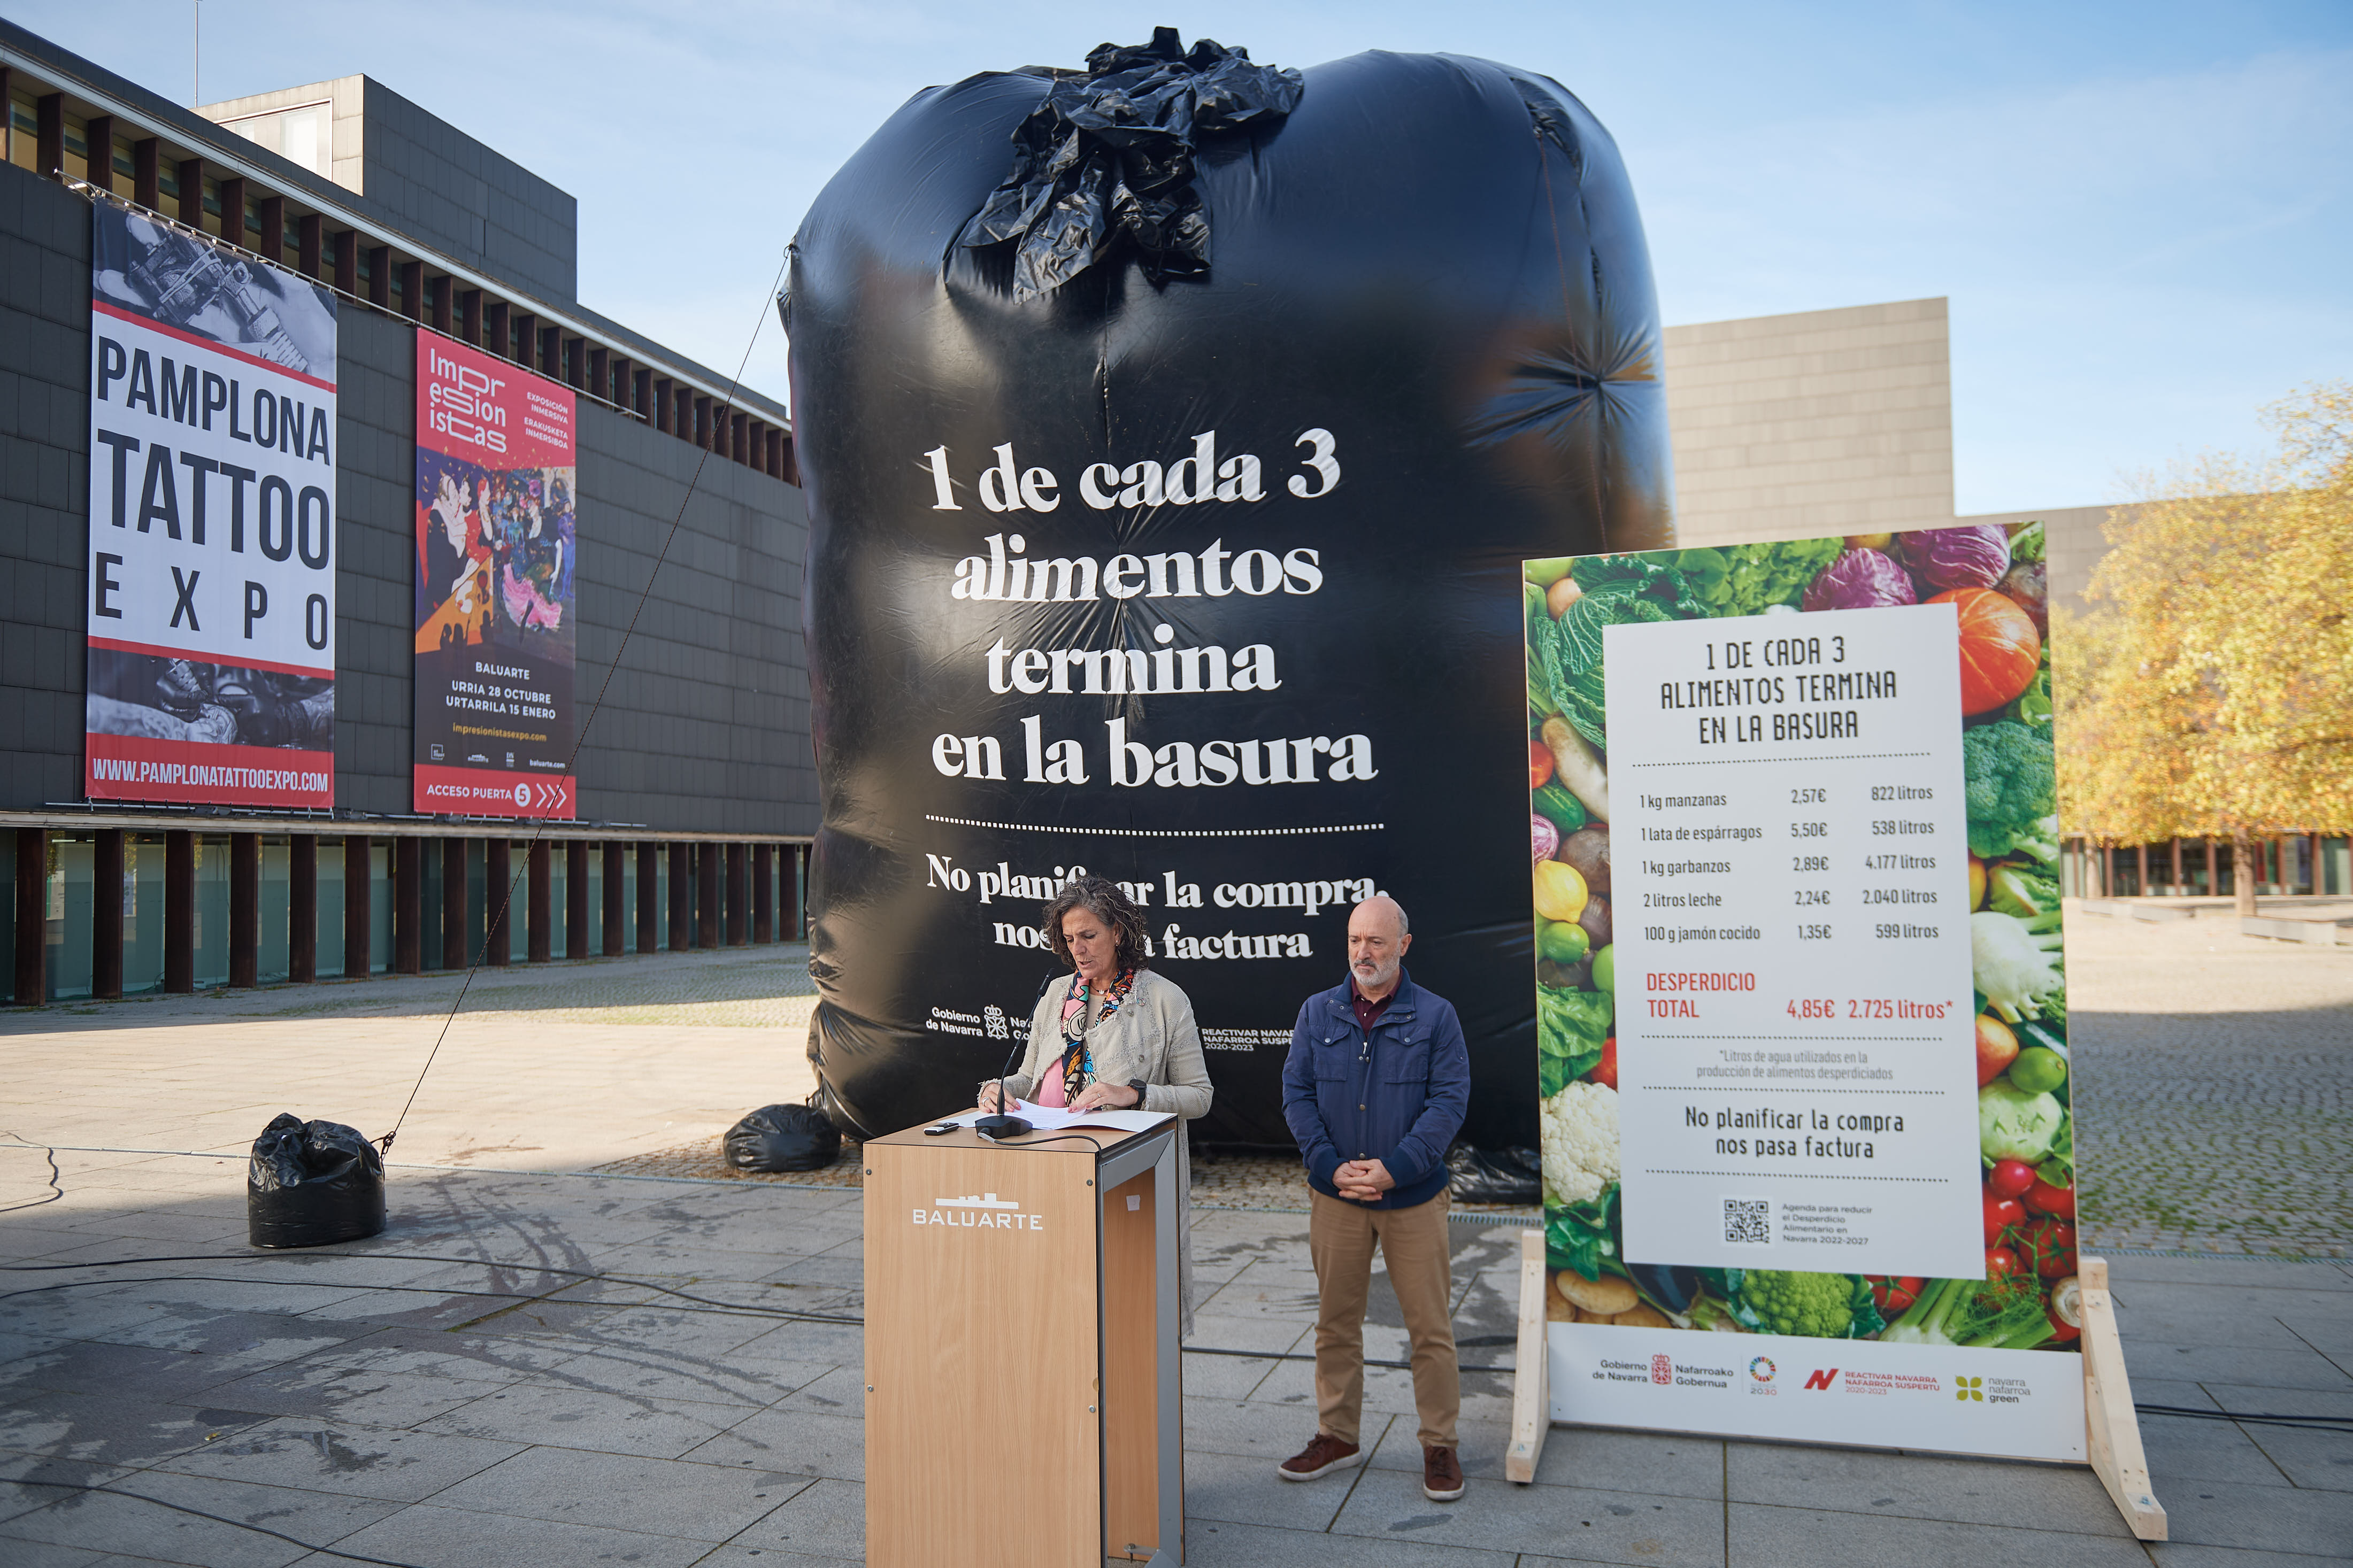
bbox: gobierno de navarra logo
[912,1192,1043,1232]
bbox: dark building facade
[0,22,813,1001]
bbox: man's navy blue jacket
[1281,969,1470,1210]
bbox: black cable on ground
[0,1134,63,1215]
[0,1252,1510,1367]
[13,1157,2343,1416]
[1180,1343,1514,1374]
[16,1479,429,1568]
[0,1250,862,1325]
[2134,1404,2353,1434]
[378,248,796,1158]
[12,1250,2347,1423]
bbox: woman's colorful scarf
[1058,967,1137,1100]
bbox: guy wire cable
[378,247,796,1156]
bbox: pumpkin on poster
[1929,586,2042,715]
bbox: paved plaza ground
[0,906,2347,1565]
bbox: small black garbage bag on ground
[725,1103,843,1173]
[1446,1143,1543,1206]
[248,1113,386,1248]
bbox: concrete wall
[356,78,576,305]
[1658,296,2140,613]
[1662,298,1955,548]
[198,76,578,304]
[0,160,810,834]
[196,76,355,187]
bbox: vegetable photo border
[1525,529,2078,1351]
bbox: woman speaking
[979,874,1213,1329]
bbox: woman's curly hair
[1041,875,1152,974]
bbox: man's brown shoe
[1422,1445,1465,1501]
[1277,1433,1361,1481]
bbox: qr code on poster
[1722,1198,1771,1246]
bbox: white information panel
[1602,603,1983,1283]
[1551,1322,2086,1462]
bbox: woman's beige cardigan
[996,966,1213,1333]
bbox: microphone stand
[975,969,1066,1140]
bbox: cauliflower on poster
[1541,1080,1620,1206]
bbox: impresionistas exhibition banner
[410,332,578,819]
[1524,525,2086,1460]
[84,204,338,807]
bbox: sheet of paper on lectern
[944,1104,1172,1134]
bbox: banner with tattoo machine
[85,202,337,807]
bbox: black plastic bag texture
[247,1113,386,1249]
[725,1103,843,1173]
[790,36,1673,1149]
[1446,1142,1543,1206]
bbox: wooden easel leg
[2078,1256,2167,1541]
[1505,1228,1550,1484]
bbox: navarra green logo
[1955,1376,1983,1402]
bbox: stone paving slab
[2063,908,2352,1260]
[2,1158,2351,1566]
[1329,1459,1727,1564]
[4,936,2352,1565]
[1726,1503,2156,1567]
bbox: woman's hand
[1070,1080,1142,1113]
[976,1083,1009,1114]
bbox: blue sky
[24,1,2349,513]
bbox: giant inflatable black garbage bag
[247,1114,387,1248]
[789,29,1673,1148]
[1446,1141,1544,1206]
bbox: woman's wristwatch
[1127,1078,1148,1109]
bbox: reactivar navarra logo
[1748,1357,1775,1384]
[1803,1368,1839,1390]
[1955,1376,1983,1402]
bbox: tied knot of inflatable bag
[247,1113,387,1249]
[957,25,1302,302]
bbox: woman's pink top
[1033,987,1094,1107]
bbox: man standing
[1277,895,1471,1503]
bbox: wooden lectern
[864,1117,1185,1567]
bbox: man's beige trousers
[1308,1188,1459,1449]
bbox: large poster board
[411,333,578,818]
[1525,527,2085,1460]
[85,204,337,807]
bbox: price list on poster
[1601,603,1985,1279]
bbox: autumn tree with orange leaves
[2055,382,2353,913]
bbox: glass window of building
[220,103,332,179]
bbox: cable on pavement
[0,1134,63,1215]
